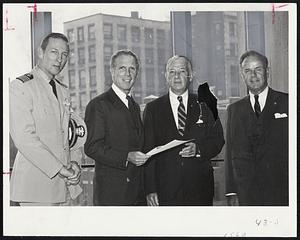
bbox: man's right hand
[58,166,75,178]
[226,194,239,206]
[127,151,150,166]
[146,193,159,206]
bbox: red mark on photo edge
[272,3,289,24]
[27,3,38,21]
[4,9,15,31]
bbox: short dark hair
[110,49,140,73]
[240,50,268,68]
[40,32,69,51]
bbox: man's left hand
[179,142,196,158]
[66,161,81,185]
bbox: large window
[77,26,84,42]
[68,70,76,89]
[89,66,97,87]
[131,26,141,43]
[67,29,75,43]
[103,45,113,62]
[78,47,85,65]
[103,23,113,40]
[145,28,154,44]
[145,48,154,64]
[88,45,96,62]
[117,25,127,42]
[79,69,86,89]
[88,24,95,40]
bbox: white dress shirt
[249,86,269,112]
[169,89,188,129]
[112,83,131,108]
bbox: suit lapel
[163,94,179,136]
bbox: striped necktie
[177,96,187,136]
[254,94,261,117]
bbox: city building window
[78,47,85,64]
[145,48,154,64]
[117,25,127,42]
[158,66,166,92]
[68,49,75,66]
[104,65,112,90]
[229,43,237,56]
[146,67,155,94]
[68,70,76,90]
[88,24,95,40]
[157,48,166,65]
[131,26,140,43]
[145,28,154,44]
[229,22,236,36]
[67,29,75,43]
[103,45,113,62]
[157,29,165,45]
[77,26,84,42]
[103,23,113,40]
[88,45,96,62]
[79,92,87,110]
[79,69,86,89]
[89,66,97,87]
[90,90,98,100]
[230,65,239,97]
[70,93,77,110]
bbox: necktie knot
[177,95,183,103]
[254,94,259,102]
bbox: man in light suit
[84,50,149,206]
[225,50,288,206]
[143,55,224,206]
[10,33,81,206]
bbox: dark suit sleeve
[224,104,237,194]
[143,103,157,194]
[197,105,225,161]
[84,99,128,170]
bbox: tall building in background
[191,12,239,100]
[63,12,171,119]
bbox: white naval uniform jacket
[9,66,80,203]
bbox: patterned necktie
[49,79,58,99]
[177,96,187,136]
[254,94,261,118]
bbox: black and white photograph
[3,2,297,237]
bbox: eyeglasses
[168,69,189,77]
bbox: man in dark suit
[84,50,149,206]
[143,55,224,206]
[225,50,288,206]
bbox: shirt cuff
[226,193,237,196]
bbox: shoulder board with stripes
[16,73,33,83]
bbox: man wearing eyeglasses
[84,50,149,206]
[225,50,288,206]
[143,55,224,206]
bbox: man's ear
[37,47,44,60]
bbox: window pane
[103,45,113,62]
[89,66,97,87]
[145,28,154,44]
[90,90,97,100]
[157,29,165,45]
[79,69,86,89]
[78,47,85,65]
[145,48,154,64]
[88,45,96,62]
[77,26,84,42]
[67,29,75,43]
[79,92,87,110]
[68,70,76,90]
[70,93,77,110]
[117,25,127,42]
[88,24,95,40]
[103,23,113,40]
[68,49,75,66]
[131,26,140,43]
[104,65,112,90]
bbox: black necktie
[49,79,58,99]
[254,94,261,118]
[126,95,136,119]
[177,96,187,136]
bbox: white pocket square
[274,113,288,119]
[196,119,204,124]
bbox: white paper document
[146,139,194,156]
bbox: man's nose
[250,70,257,77]
[57,54,62,63]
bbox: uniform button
[126,177,130,182]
